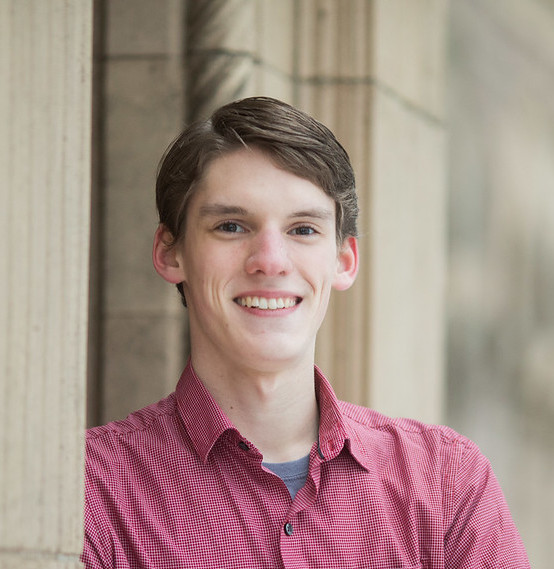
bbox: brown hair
[155,96,358,302]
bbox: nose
[245,229,292,276]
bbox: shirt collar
[175,360,238,464]
[314,366,370,472]
[175,359,370,471]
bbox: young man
[83,97,529,568]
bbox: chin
[240,340,312,371]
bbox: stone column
[0,2,92,568]
[367,0,448,423]
[298,0,449,423]
[296,0,374,406]
[94,0,188,425]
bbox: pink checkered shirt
[82,362,529,568]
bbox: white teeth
[237,296,298,310]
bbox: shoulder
[338,400,478,467]
[87,392,177,437]
[339,400,467,440]
[85,393,183,465]
[337,401,498,522]
[336,406,530,566]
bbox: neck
[191,355,319,463]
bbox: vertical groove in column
[187,0,256,119]
[0,0,92,563]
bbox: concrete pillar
[0,2,92,568]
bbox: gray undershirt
[262,454,310,500]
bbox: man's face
[169,148,358,373]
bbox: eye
[290,225,317,236]
[216,221,246,233]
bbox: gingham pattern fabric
[82,362,530,568]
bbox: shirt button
[283,522,293,536]
[238,441,249,451]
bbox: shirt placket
[278,454,323,569]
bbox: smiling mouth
[234,296,301,310]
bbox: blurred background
[2,1,553,568]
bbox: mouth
[234,295,301,311]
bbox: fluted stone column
[0,2,92,568]
[367,0,448,423]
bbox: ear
[152,224,186,284]
[332,236,359,291]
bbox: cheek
[304,250,341,279]
[182,240,228,277]
[301,255,336,301]
[183,254,236,303]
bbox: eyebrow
[198,204,249,217]
[197,203,334,224]
[289,208,334,221]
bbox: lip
[234,290,301,300]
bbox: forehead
[192,148,335,212]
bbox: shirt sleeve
[444,438,530,569]
[81,512,115,569]
[81,436,130,569]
